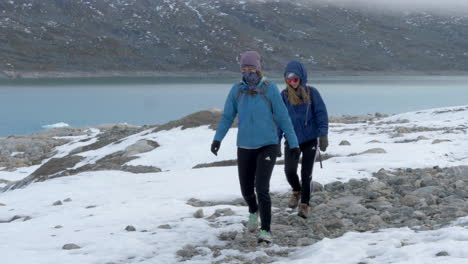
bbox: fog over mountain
[296,0,468,14]
[0,0,467,78]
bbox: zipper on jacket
[305,87,310,126]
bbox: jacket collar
[240,76,267,89]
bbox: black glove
[291,147,301,160]
[319,136,328,152]
[276,143,282,158]
[211,141,221,156]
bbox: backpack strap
[258,80,273,113]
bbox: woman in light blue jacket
[211,51,300,244]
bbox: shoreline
[1,70,468,80]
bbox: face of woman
[285,73,301,89]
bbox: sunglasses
[241,67,257,73]
[286,78,299,83]
[285,72,300,83]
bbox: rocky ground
[0,124,162,190]
[178,166,468,263]
[0,106,467,263]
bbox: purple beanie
[239,51,261,71]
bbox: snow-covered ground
[0,105,467,264]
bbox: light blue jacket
[214,77,299,149]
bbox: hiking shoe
[258,229,273,244]
[298,203,309,219]
[288,191,301,209]
[247,213,258,232]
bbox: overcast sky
[292,0,468,15]
[241,0,468,15]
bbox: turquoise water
[1,75,467,136]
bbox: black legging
[237,144,277,232]
[284,139,318,205]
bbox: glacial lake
[1,75,467,136]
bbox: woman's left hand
[319,136,328,152]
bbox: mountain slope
[1,0,468,75]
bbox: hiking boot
[258,229,273,244]
[298,203,309,219]
[288,191,300,209]
[247,213,258,232]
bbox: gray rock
[454,180,465,190]
[193,159,237,169]
[213,208,235,217]
[369,215,384,226]
[312,181,324,192]
[0,136,68,170]
[380,211,392,221]
[121,165,162,174]
[366,200,393,211]
[412,186,445,198]
[0,215,22,223]
[193,209,204,218]
[432,139,451,144]
[123,139,159,157]
[436,251,449,257]
[297,237,317,247]
[417,136,430,141]
[218,231,237,241]
[412,211,426,220]
[158,224,172,229]
[62,243,81,250]
[176,245,203,260]
[324,181,345,192]
[455,211,466,217]
[367,180,388,193]
[36,127,89,137]
[52,200,63,206]
[54,225,63,229]
[344,204,369,215]
[446,166,468,178]
[125,225,136,232]
[63,198,72,202]
[401,195,421,207]
[339,140,351,146]
[155,110,224,132]
[324,219,344,230]
[349,148,387,156]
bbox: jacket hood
[284,61,308,87]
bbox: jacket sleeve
[269,83,299,149]
[277,90,286,142]
[311,87,329,137]
[214,84,238,142]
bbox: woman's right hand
[276,144,282,157]
[211,141,221,156]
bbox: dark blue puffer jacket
[279,61,329,144]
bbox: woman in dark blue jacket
[278,60,329,218]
